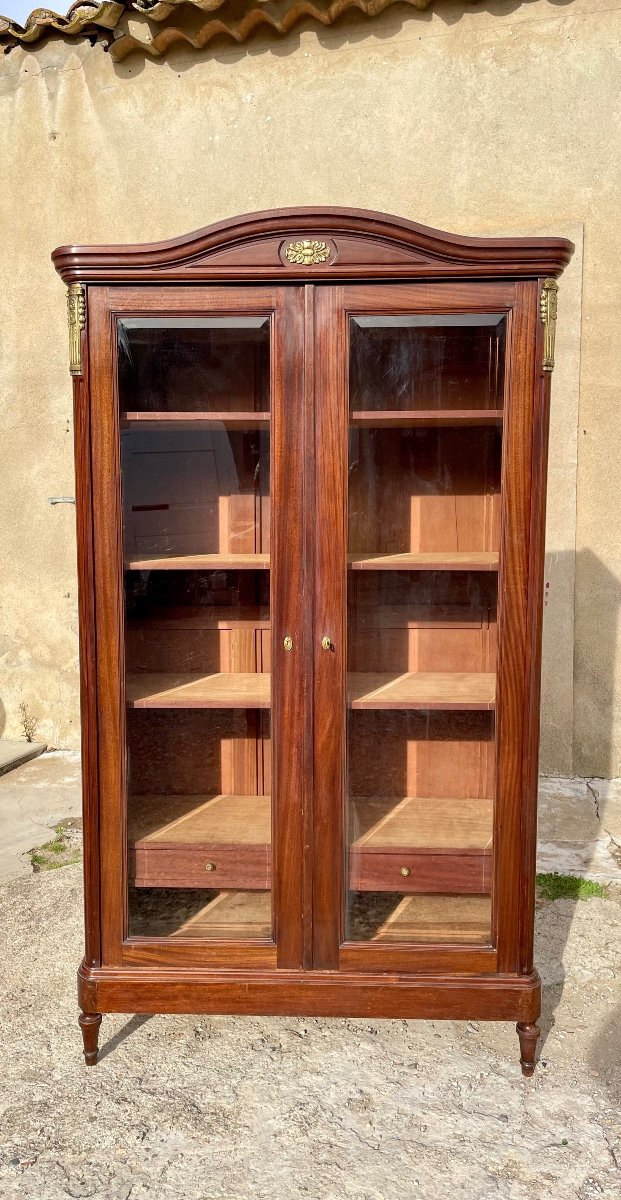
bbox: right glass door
[345,311,505,947]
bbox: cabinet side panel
[520,292,553,972]
[74,306,101,969]
[494,282,539,973]
[89,287,126,967]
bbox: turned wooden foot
[79,1011,102,1066]
[517,1021,540,1077]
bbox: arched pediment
[53,207,573,284]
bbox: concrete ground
[0,755,620,1199]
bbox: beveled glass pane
[345,315,506,946]
[120,317,273,941]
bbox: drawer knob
[400,866,411,877]
[205,861,216,872]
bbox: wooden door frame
[87,283,307,971]
[311,280,540,976]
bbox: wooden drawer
[349,849,491,894]
[130,843,271,890]
[128,793,271,890]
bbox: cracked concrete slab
[0,751,80,881]
[0,740,46,778]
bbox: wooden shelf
[350,795,492,850]
[127,552,497,572]
[349,796,492,894]
[348,551,499,572]
[126,671,270,709]
[127,671,493,711]
[122,411,270,427]
[358,894,492,944]
[171,891,272,940]
[129,793,271,890]
[350,409,503,427]
[125,552,270,571]
[348,672,495,710]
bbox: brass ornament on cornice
[540,278,558,373]
[285,240,330,266]
[67,284,86,377]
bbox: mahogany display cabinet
[52,208,572,1073]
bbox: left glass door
[89,287,306,968]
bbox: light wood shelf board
[369,894,492,944]
[129,793,271,847]
[171,890,272,939]
[122,411,270,427]
[126,671,270,709]
[125,552,270,571]
[348,672,496,711]
[348,552,499,572]
[350,796,493,851]
[350,409,503,428]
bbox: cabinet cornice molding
[52,207,574,285]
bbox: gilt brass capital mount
[67,284,86,377]
[540,278,558,373]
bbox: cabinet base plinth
[78,962,540,1047]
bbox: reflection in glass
[119,317,273,940]
[345,315,505,945]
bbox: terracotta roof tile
[0,0,482,60]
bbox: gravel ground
[0,861,620,1200]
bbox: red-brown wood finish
[54,209,572,1076]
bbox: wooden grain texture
[348,552,499,571]
[73,316,101,969]
[349,410,503,428]
[60,212,568,1061]
[129,793,271,889]
[348,671,496,710]
[493,282,539,973]
[78,960,540,1021]
[125,553,269,570]
[122,412,270,427]
[350,795,492,848]
[126,671,271,709]
[312,284,347,968]
[52,207,573,285]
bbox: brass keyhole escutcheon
[400,866,411,877]
[283,636,293,652]
[205,861,216,872]
[321,636,332,651]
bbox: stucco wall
[0,0,619,774]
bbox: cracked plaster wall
[0,0,619,775]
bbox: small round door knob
[400,866,411,877]
[205,861,216,872]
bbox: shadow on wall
[537,547,620,1097]
[0,698,5,739]
[101,0,580,79]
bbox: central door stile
[311,285,348,969]
[272,285,308,970]
[302,285,317,971]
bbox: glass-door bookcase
[53,209,571,1073]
